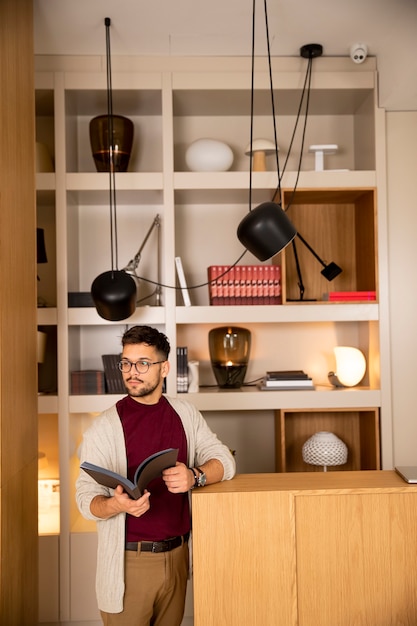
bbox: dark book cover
[266,370,310,380]
[80,448,179,500]
[102,354,126,394]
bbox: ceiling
[34,0,417,112]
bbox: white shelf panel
[182,386,381,411]
[68,387,381,414]
[37,307,58,325]
[67,306,166,326]
[174,170,376,191]
[66,172,164,191]
[176,303,379,324]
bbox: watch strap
[189,467,198,489]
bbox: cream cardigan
[75,395,236,614]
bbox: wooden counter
[191,471,417,625]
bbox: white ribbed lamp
[302,431,348,472]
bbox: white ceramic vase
[185,138,234,172]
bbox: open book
[80,448,178,500]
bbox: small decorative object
[185,138,234,172]
[188,360,200,393]
[89,114,134,172]
[245,138,276,171]
[209,326,251,389]
[308,144,338,171]
[302,431,348,471]
[328,346,366,387]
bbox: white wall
[386,111,417,464]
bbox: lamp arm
[123,214,161,274]
[291,240,305,300]
[296,231,326,268]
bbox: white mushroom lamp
[245,138,277,171]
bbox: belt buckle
[152,541,166,553]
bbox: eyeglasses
[118,359,165,374]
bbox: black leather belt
[125,532,189,553]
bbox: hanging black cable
[105,17,119,274]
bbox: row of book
[208,265,282,306]
[71,370,106,394]
[259,370,315,391]
[177,346,189,393]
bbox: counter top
[192,469,417,496]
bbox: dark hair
[121,325,170,360]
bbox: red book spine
[272,265,282,304]
[207,266,217,305]
[233,266,240,306]
[231,266,236,305]
[246,266,253,305]
[222,266,229,306]
[240,266,247,304]
[264,265,271,305]
[261,265,268,304]
[252,265,259,304]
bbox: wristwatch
[196,467,207,487]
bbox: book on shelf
[80,448,179,500]
[207,265,281,306]
[259,380,315,390]
[175,256,192,306]
[323,291,376,302]
[102,354,126,394]
[70,370,105,395]
[176,346,188,393]
[260,369,314,390]
[266,370,311,380]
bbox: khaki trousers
[100,542,189,626]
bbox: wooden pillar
[0,0,38,622]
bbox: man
[76,325,236,625]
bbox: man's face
[120,342,169,404]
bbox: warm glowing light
[334,346,366,387]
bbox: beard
[124,376,160,398]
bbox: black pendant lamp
[238,201,296,262]
[237,0,296,260]
[90,18,137,321]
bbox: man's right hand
[90,485,151,519]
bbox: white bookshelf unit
[35,54,391,622]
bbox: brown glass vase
[209,326,251,388]
[89,114,134,172]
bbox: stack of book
[259,370,314,391]
[177,346,188,393]
[323,290,376,302]
[70,370,106,394]
[207,265,281,306]
[102,354,126,394]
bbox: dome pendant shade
[91,270,137,321]
[237,202,297,261]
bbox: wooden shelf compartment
[279,188,377,303]
[275,407,380,473]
